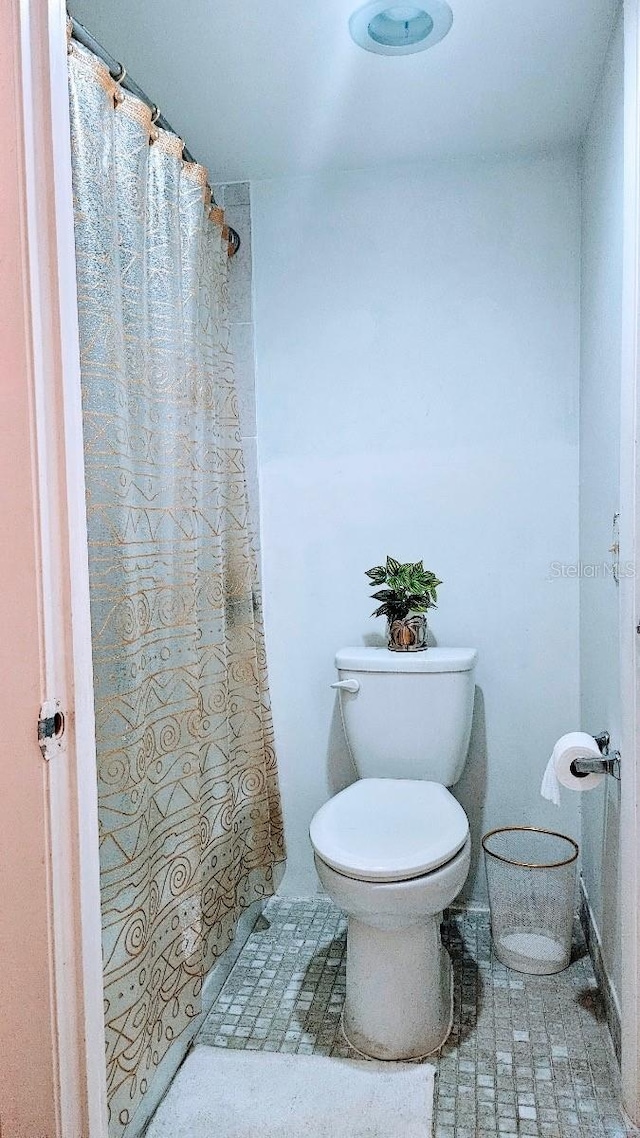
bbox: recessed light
[349,0,453,56]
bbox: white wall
[252,152,581,899]
[579,8,624,998]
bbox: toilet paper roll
[551,732,605,793]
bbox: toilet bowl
[311,776,471,1058]
[309,646,477,1060]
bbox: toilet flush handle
[331,678,360,693]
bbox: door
[0,1,63,1131]
[0,0,107,1134]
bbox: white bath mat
[145,1046,435,1138]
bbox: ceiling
[69,0,620,182]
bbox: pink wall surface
[0,1,59,1133]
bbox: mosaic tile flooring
[197,897,637,1137]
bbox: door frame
[19,0,108,1134]
[620,0,640,1126]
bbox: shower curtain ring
[149,106,161,143]
[112,63,126,107]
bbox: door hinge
[38,700,65,761]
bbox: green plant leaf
[372,604,391,618]
[367,557,441,621]
[406,593,430,610]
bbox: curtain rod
[69,15,241,257]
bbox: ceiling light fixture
[349,0,453,56]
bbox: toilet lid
[309,779,469,883]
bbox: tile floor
[197,897,637,1137]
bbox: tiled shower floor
[197,897,636,1137]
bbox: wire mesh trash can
[482,826,579,975]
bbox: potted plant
[365,556,441,652]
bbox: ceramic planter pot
[387,613,428,652]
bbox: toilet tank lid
[335,647,477,673]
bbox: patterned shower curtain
[67,35,285,1136]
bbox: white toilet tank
[334,646,477,784]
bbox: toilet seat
[310,778,469,883]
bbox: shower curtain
[67,35,285,1136]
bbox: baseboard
[578,876,621,1063]
[130,898,264,1138]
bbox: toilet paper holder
[569,732,621,781]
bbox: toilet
[309,646,477,1060]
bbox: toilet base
[342,914,454,1060]
[312,838,471,1061]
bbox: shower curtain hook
[227,228,241,258]
[112,63,126,107]
[149,105,161,143]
